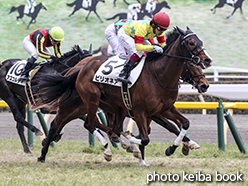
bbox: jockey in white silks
[226,0,238,5]
[127,3,141,20]
[82,0,92,8]
[24,0,36,14]
[145,0,158,15]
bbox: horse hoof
[165,147,172,156]
[104,153,112,162]
[182,147,189,156]
[111,137,120,143]
[188,140,200,150]
[165,145,177,156]
[37,157,45,163]
[24,149,31,154]
[133,151,142,159]
[139,159,150,166]
[35,130,43,136]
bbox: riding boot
[19,56,36,81]
[117,59,135,84]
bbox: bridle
[180,61,205,89]
[153,29,206,91]
[161,31,207,69]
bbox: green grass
[0,139,248,185]
[0,0,247,69]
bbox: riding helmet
[152,12,170,29]
[49,26,64,41]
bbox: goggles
[156,26,167,32]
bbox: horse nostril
[204,58,212,67]
[200,84,209,92]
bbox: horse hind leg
[38,120,58,162]
[16,122,31,153]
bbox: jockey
[105,19,155,59]
[24,0,36,15]
[146,0,159,15]
[128,3,141,20]
[116,12,170,84]
[105,19,131,58]
[19,26,64,81]
[82,0,92,8]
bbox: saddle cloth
[6,60,41,86]
[93,55,145,88]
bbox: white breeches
[23,35,51,60]
[105,23,127,58]
[118,27,151,59]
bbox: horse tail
[106,13,120,21]
[34,70,80,108]
[92,46,101,55]
[66,0,77,7]
[9,6,17,14]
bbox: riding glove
[51,55,60,63]
[153,45,163,53]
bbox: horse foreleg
[68,7,80,17]
[16,123,31,153]
[85,10,92,21]
[138,145,150,166]
[93,10,103,23]
[26,20,33,30]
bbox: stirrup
[19,74,30,81]
[117,76,131,84]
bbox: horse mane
[146,27,180,61]
[59,45,81,61]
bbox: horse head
[160,1,171,9]
[176,26,212,69]
[181,61,209,93]
[41,2,48,11]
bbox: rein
[152,59,179,91]
[152,31,203,91]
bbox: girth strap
[121,82,134,118]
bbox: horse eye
[189,42,195,46]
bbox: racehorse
[33,27,212,163]
[139,0,170,18]
[8,2,48,30]
[211,0,246,19]
[106,0,170,21]
[66,0,105,22]
[57,26,212,156]
[0,45,91,154]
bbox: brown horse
[67,26,212,154]
[34,57,208,163]
[34,26,211,162]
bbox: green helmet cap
[49,26,64,41]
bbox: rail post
[215,97,225,151]
[27,106,33,147]
[224,112,247,154]
[214,97,247,154]
[35,109,55,147]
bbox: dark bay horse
[66,0,105,22]
[33,27,212,163]
[211,0,245,19]
[59,26,212,156]
[8,2,48,30]
[0,45,91,154]
[106,1,170,21]
[32,55,208,163]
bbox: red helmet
[152,12,170,29]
